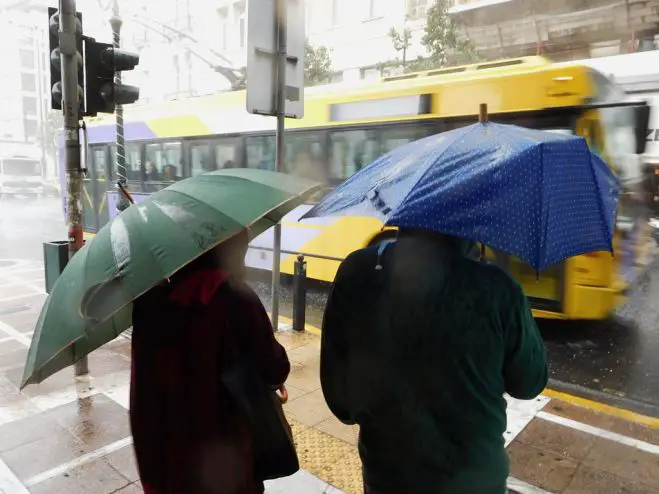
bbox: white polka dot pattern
[303,122,621,271]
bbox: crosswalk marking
[538,411,659,455]
[24,437,134,487]
[0,457,30,494]
[507,476,552,494]
[0,320,31,346]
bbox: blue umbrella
[302,122,621,272]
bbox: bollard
[292,255,307,332]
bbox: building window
[218,7,229,51]
[234,1,246,49]
[367,0,384,19]
[331,0,340,26]
[330,71,343,83]
[22,97,37,117]
[24,119,38,140]
[406,0,428,19]
[360,67,380,80]
[184,51,193,94]
[19,49,35,70]
[21,73,36,92]
[172,54,181,95]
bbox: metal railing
[249,245,344,263]
[249,247,344,332]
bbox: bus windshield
[591,70,641,186]
[1,159,41,177]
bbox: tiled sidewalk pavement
[1,259,659,493]
[275,327,659,494]
[0,259,344,493]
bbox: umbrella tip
[479,103,488,123]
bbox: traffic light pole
[110,0,129,213]
[58,0,88,376]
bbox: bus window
[164,142,183,180]
[191,143,212,176]
[285,132,326,182]
[215,138,239,169]
[92,147,108,181]
[329,129,380,180]
[381,126,428,153]
[145,142,183,184]
[246,136,275,170]
[110,144,142,182]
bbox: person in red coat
[130,229,290,494]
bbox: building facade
[0,0,51,169]
[116,0,659,99]
[3,0,659,125]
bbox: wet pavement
[539,259,659,418]
[0,259,345,493]
[0,195,64,261]
[0,271,658,493]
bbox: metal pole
[34,28,48,180]
[110,0,129,213]
[59,0,88,376]
[271,0,287,331]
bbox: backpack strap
[374,241,392,271]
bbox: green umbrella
[22,169,320,388]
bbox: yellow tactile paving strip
[290,419,363,494]
[276,330,363,493]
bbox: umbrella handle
[117,182,135,205]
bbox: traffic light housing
[84,38,140,116]
[48,7,84,112]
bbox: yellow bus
[70,55,652,320]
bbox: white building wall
[110,0,434,100]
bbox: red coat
[130,269,290,494]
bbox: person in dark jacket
[321,228,548,494]
[130,229,290,494]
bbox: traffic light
[48,7,84,112]
[84,38,140,116]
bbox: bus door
[85,146,111,232]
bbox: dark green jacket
[320,235,548,494]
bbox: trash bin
[43,241,69,294]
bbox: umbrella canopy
[303,122,620,271]
[22,169,320,388]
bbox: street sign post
[247,0,305,331]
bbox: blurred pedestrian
[321,228,548,494]
[130,229,291,494]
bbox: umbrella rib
[539,142,548,270]
[80,181,319,328]
[164,184,274,227]
[385,124,481,223]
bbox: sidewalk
[1,259,659,493]
[277,326,659,494]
